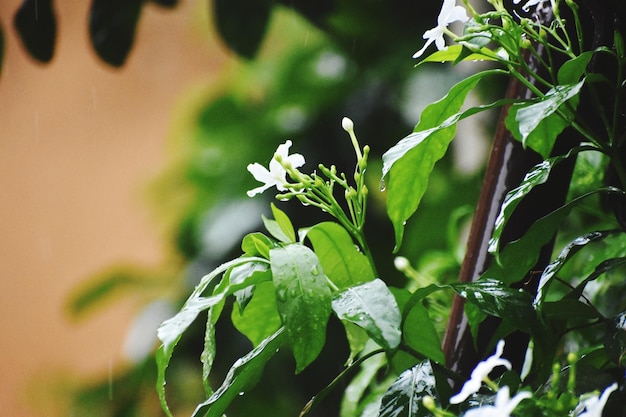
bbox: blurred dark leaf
[89,0,142,66]
[13,0,56,62]
[276,0,333,26]
[213,0,273,59]
[150,0,178,7]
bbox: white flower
[576,383,618,417]
[512,0,546,12]
[462,386,531,417]
[413,0,469,58]
[449,340,512,404]
[246,140,305,197]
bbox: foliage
[154,0,626,416]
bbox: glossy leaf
[270,244,332,373]
[453,279,540,335]
[541,299,601,323]
[332,279,401,350]
[534,230,618,309]
[192,328,287,417]
[13,0,56,62]
[488,147,591,256]
[566,257,626,302]
[383,69,507,250]
[156,257,269,416]
[378,360,440,417]
[213,0,273,59]
[487,189,608,287]
[231,281,282,346]
[89,0,142,66]
[403,301,445,363]
[505,80,584,159]
[305,221,375,290]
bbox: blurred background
[0,1,494,416]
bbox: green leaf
[557,52,593,84]
[241,232,275,258]
[271,202,296,243]
[231,281,282,346]
[378,360,440,417]
[155,257,269,416]
[403,302,445,363]
[230,260,271,312]
[541,299,601,322]
[534,230,619,309]
[382,69,507,251]
[418,45,498,64]
[453,279,540,335]
[340,347,388,417]
[191,328,287,417]
[270,244,332,373]
[305,221,375,290]
[505,80,584,159]
[486,188,612,288]
[332,279,402,350]
[488,148,588,256]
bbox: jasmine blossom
[413,0,469,58]
[247,140,305,197]
[462,386,531,417]
[576,383,618,417]
[449,340,512,404]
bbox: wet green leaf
[506,80,584,159]
[155,257,269,416]
[332,279,402,350]
[378,360,439,417]
[192,328,286,417]
[534,230,618,309]
[232,281,282,346]
[305,221,375,290]
[488,151,577,256]
[270,244,332,373]
[383,69,507,251]
[453,279,540,335]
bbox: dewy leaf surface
[270,244,332,373]
[305,221,375,290]
[332,278,401,350]
[378,360,439,417]
[506,80,584,159]
[382,69,506,251]
[192,328,286,417]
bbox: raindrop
[379,178,386,192]
[310,265,319,276]
[289,286,300,298]
[276,288,288,302]
[238,391,245,396]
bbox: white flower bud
[341,117,354,133]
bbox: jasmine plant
[156,0,626,416]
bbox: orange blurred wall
[0,1,229,415]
